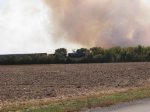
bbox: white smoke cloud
[0,0,54,54]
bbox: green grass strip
[2,88,150,112]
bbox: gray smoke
[45,0,150,48]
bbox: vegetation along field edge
[1,45,150,64]
[1,87,150,112]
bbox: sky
[0,0,150,54]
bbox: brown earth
[0,62,150,108]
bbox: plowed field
[0,63,150,108]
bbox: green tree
[54,53,66,63]
[66,57,72,63]
[103,50,113,62]
[146,51,150,61]
[39,55,49,64]
[18,55,32,64]
[3,55,18,64]
[47,54,55,63]
[137,45,143,54]
[76,48,89,54]
[32,54,40,64]
[90,47,104,55]
[120,48,126,62]
[93,54,102,63]
[55,48,67,57]
[86,53,94,63]
[125,49,138,62]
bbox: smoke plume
[45,0,150,48]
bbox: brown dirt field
[0,62,150,108]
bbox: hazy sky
[0,0,83,54]
[0,0,150,54]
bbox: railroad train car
[68,52,86,58]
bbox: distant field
[0,63,150,110]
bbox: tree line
[1,45,150,65]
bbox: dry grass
[1,87,150,112]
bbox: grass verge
[1,87,150,112]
